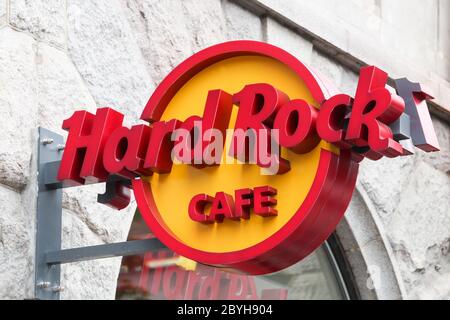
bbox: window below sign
[115,211,356,300]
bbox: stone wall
[0,0,448,299]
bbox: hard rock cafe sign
[56,41,439,275]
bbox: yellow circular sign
[133,41,358,274]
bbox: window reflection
[116,212,346,300]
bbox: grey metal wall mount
[35,127,164,300]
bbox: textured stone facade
[0,0,448,299]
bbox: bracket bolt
[41,138,54,145]
[37,281,51,289]
[51,285,64,293]
[56,144,65,151]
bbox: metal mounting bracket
[35,127,163,300]
[35,128,64,299]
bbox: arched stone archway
[335,187,407,300]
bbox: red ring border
[133,41,359,275]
